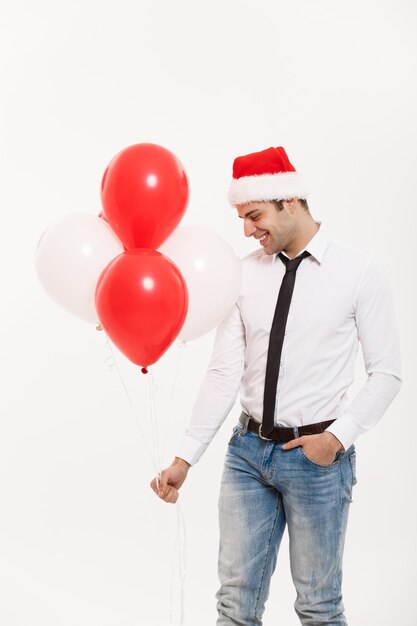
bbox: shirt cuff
[176,435,209,467]
[325,414,365,451]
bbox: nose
[244,219,256,238]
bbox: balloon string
[147,368,163,485]
[101,332,188,626]
[157,340,187,626]
[159,340,187,473]
[101,333,160,477]
[145,342,188,626]
[170,502,187,626]
[148,341,186,626]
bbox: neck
[283,220,319,259]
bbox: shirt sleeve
[175,302,246,466]
[326,257,402,450]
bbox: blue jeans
[216,418,357,626]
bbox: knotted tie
[261,250,311,437]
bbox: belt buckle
[258,424,273,441]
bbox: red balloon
[101,143,189,250]
[95,249,188,368]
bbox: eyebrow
[238,209,260,219]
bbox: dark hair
[271,199,310,212]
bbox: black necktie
[261,250,311,437]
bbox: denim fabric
[216,422,357,626]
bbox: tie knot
[278,250,311,272]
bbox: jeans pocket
[300,447,340,468]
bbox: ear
[283,198,297,214]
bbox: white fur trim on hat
[228,172,309,206]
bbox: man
[150,146,402,625]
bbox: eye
[251,215,260,221]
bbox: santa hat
[228,146,309,206]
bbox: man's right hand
[150,457,191,504]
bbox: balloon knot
[141,367,148,374]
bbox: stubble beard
[266,230,284,256]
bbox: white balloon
[35,212,124,323]
[160,226,241,341]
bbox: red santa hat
[228,146,309,206]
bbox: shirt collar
[274,221,330,265]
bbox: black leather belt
[240,413,336,443]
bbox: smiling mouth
[259,233,269,245]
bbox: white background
[1,1,416,624]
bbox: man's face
[236,201,294,255]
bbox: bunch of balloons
[36,143,241,371]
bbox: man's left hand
[282,432,344,466]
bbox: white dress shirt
[177,223,402,466]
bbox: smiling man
[151,146,402,626]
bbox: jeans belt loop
[239,411,249,435]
